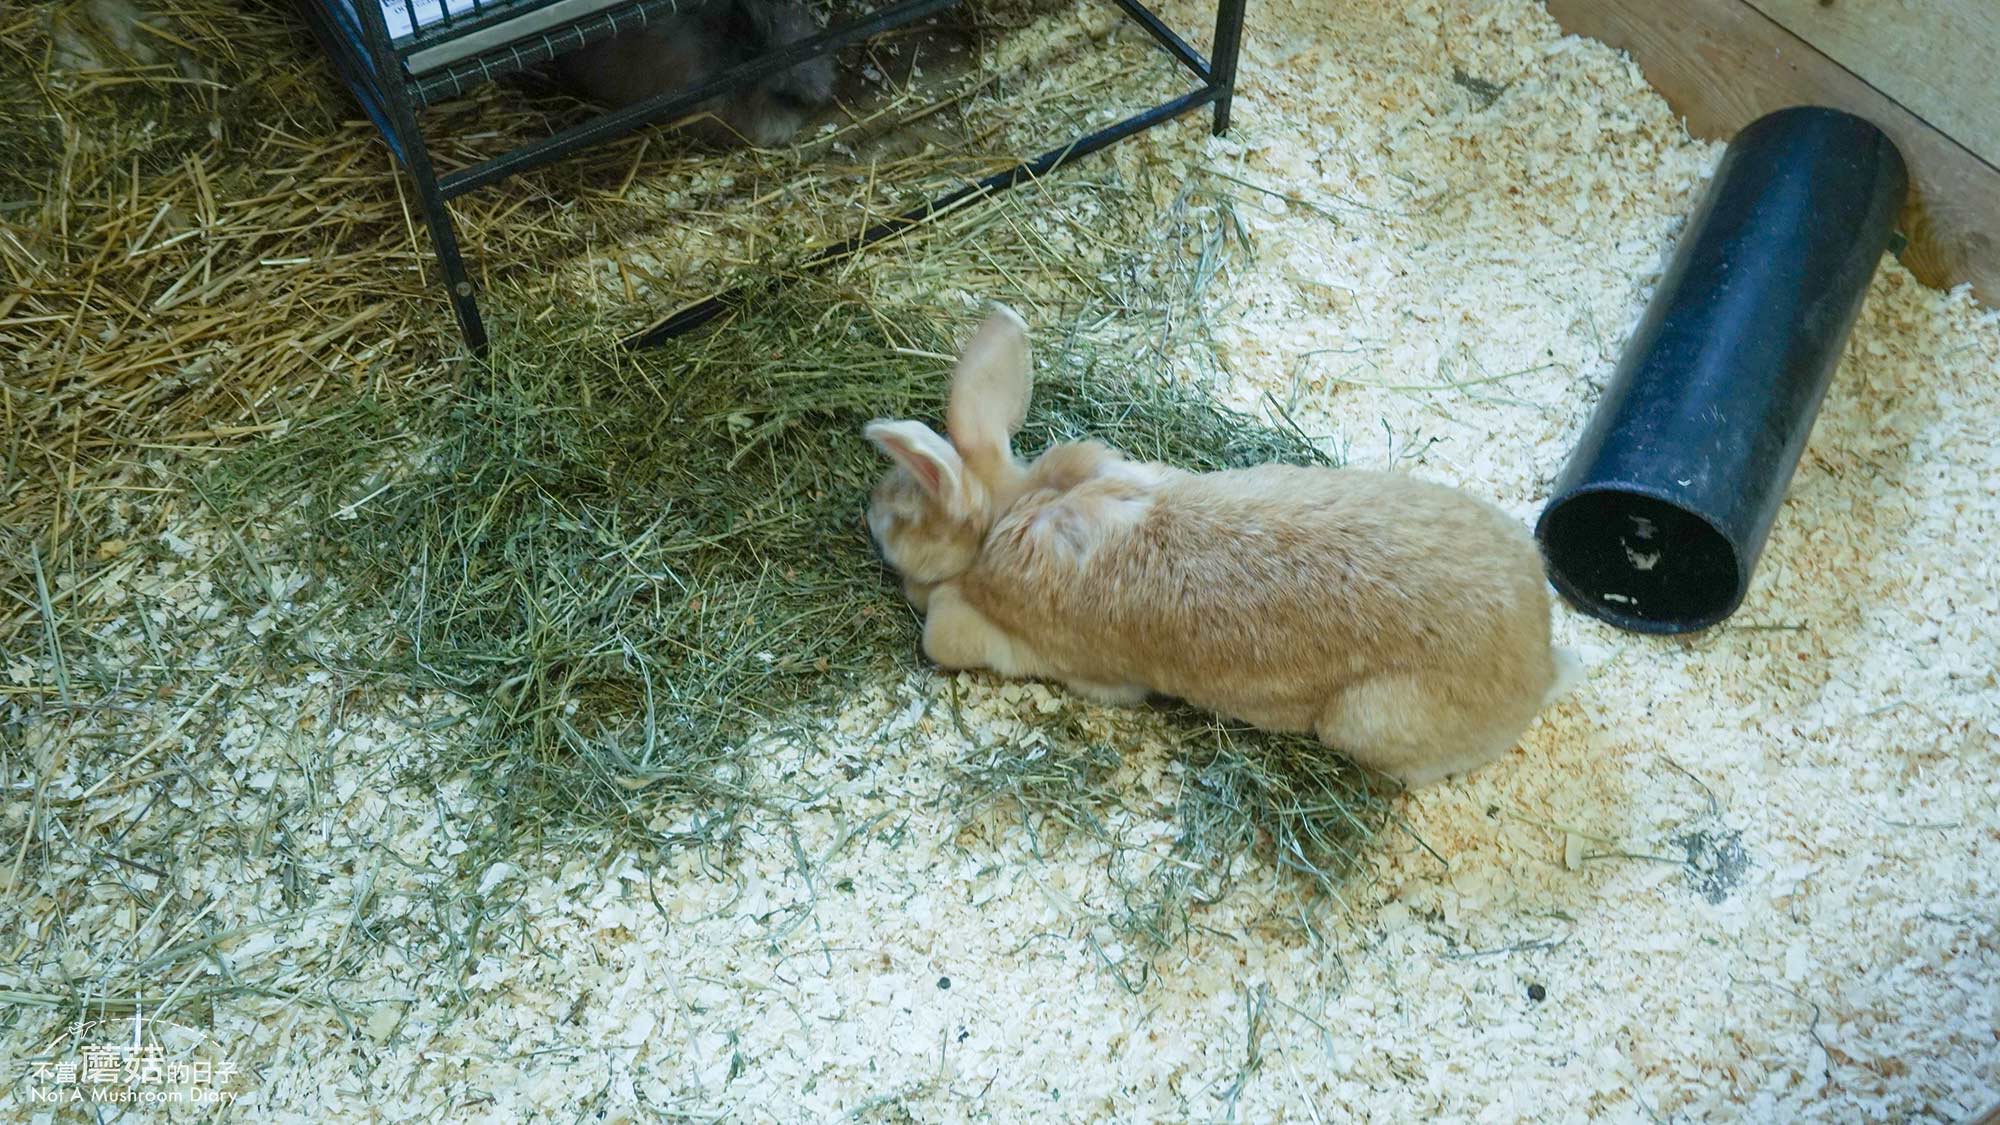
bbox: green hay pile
[205,259,1391,852]
[945,694,1394,964]
[3,0,1394,972]
[197,179,1395,938]
[0,0,1165,635]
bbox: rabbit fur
[863,305,1579,787]
[551,0,836,148]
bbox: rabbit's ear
[946,303,1032,480]
[864,420,968,513]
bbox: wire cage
[299,0,1248,352]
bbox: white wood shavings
[5,1,1997,1122]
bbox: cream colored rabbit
[864,305,1577,786]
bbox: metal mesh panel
[296,0,1248,351]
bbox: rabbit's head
[710,0,836,146]
[743,0,837,110]
[864,305,1033,586]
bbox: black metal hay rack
[300,0,1248,352]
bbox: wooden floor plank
[1544,0,2000,306]
[1746,0,2000,170]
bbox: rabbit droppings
[863,305,1580,787]
[551,0,836,147]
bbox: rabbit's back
[961,462,1557,733]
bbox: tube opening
[1537,490,1742,634]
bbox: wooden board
[1746,0,2000,169]
[1544,0,2000,306]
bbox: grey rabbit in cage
[551,0,837,147]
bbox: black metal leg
[1208,0,1247,135]
[343,0,488,353]
[387,85,487,352]
[407,146,489,353]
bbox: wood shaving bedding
[3,1,1994,1121]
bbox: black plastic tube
[1536,106,1907,634]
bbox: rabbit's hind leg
[1315,675,1527,788]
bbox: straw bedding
[3,0,1997,1121]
